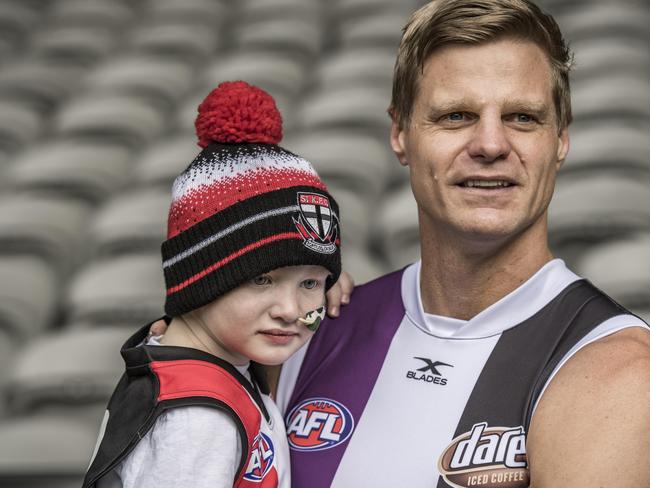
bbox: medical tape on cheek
[298,306,326,332]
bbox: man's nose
[466,114,512,163]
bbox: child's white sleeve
[116,406,242,488]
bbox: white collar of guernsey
[401,258,581,340]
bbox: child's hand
[148,319,169,338]
[325,271,355,318]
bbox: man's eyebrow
[503,100,551,116]
[425,100,473,118]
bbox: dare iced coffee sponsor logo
[286,398,354,451]
[438,422,529,488]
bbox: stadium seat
[53,93,168,147]
[342,244,388,286]
[576,233,650,311]
[84,55,195,111]
[133,133,199,188]
[563,122,650,175]
[571,75,650,123]
[284,130,393,201]
[335,0,419,20]
[47,0,135,30]
[0,100,42,154]
[571,37,650,81]
[128,22,221,63]
[5,140,133,203]
[548,173,650,249]
[65,254,166,328]
[0,1,39,50]
[556,3,650,42]
[232,18,324,63]
[377,183,421,270]
[143,0,227,27]
[0,194,92,273]
[0,60,84,113]
[296,85,392,139]
[0,412,104,488]
[4,326,126,415]
[0,256,58,343]
[338,11,408,48]
[29,25,120,67]
[316,48,396,93]
[90,189,170,257]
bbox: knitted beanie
[161,81,341,317]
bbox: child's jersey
[84,324,289,488]
[278,259,648,488]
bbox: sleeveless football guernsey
[84,324,289,488]
[278,259,648,488]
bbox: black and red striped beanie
[161,81,341,317]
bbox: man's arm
[527,326,650,487]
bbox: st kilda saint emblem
[293,192,339,254]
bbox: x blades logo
[243,432,275,482]
[438,422,529,488]
[406,357,453,386]
[286,397,354,451]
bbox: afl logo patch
[285,398,354,451]
[243,432,275,481]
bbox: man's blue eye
[448,112,464,121]
[516,114,533,122]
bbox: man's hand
[325,271,354,317]
[527,327,650,487]
[147,271,356,337]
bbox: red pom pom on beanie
[195,81,283,148]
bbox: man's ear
[556,127,570,170]
[390,117,409,166]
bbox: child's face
[191,265,330,366]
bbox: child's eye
[252,275,271,286]
[301,279,320,290]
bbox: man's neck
[418,221,554,321]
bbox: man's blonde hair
[390,0,574,131]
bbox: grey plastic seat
[90,189,170,257]
[144,0,227,26]
[29,25,119,66]
[133,133,199,188]
[0,2,39,53]
[284,130,392,202]
[571,37,650,81]
[240,0,323,22]
[53,93,168,147]
[0,256,58,342]
[0,194,92,273]
[571,75,650,122]
[548,173,650,248]
[85,56,194,109]
[0,60,84,113]
[377,183,421,270]
[576,233,650,310]
[557,3,650,42]
[233,19,324,62]
[335,0,418,19]
[0,412,102,486]
[128,22,220,62]
[47,0,135,30]
[0,100,42,154]
[563,123,650,175]
[339,12,408,48]
[297,86,392,138]
[5,141,133,203]
[5,326,127,415]
[317,48,396,92]
[66,254,166,327]
[342,245,388,286]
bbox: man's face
[391,38,569,245]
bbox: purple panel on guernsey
[286,268,406,488]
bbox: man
[277,1,650,487]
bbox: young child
[83,81,342,488]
